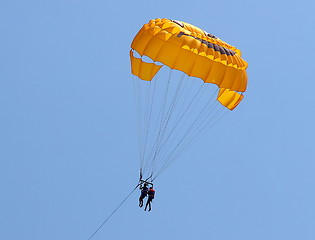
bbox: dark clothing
[139,185,149,208]
[140,186,148,197]
[144,188,155,212]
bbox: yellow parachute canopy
[130,18,248,110]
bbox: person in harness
[144,186,155,212]
[138,183,149,208]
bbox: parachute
[130,18,248,182]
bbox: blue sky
[1,0,315,239]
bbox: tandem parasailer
[131,18,248,206]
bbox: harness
[138,172,154,188]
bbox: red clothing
[148,189,155,199]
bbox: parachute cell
[130,50,162,81]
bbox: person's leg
[145,198,152,211]
[139,196,143,207]
[144,198,150,211]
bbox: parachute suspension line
[140,72,208,180]
[154,106,228,179]
[141,77,152,169]
[171,74,195,125]
[141,73,158,173]
[152,84,211,178]
[187,102,228,146]
[167,79,205,134]
[141,79,150,169]
[135,66,231,181]
[163,105,228,175]
[161,84,217,154]
[142,70,189,177]
[144,70,187,174]
[134,68,162,179]
[158,103,224,175]
[180,88,222,144]
[133,75,144,170]
[150,78,208,171]
[156,71,187,144]
[154,75,201,154]
[150,69,170,177]
[153,88,228,180]
[142,68,173,177]
[154,72,184,145]
[87,185,139,240]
